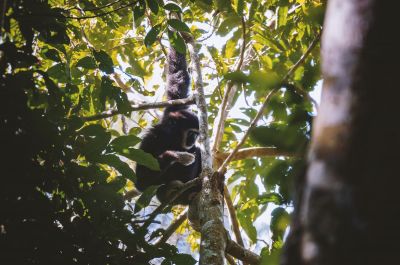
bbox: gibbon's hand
[175,151,195,166]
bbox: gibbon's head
[163,109,199,150]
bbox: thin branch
[155,209,188,246]
[224,185,247,265]
[32,2,135,20]
[226,239,261,265]
[217,31,321,174]
[186,40,213,172]
[215,147,297,166]
[211,17,249,155]
[187,35,227,265]
[198,13,220,42]
[225,254,237,265]
[235,17,247,72]
[65,0,126,12]
[217,89,275,174]
[282,31,322,81]
[81,96,196,121]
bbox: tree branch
[226,239,261,265]
[81,96,196,121]
[64,2,135,20]
[65,0,126,12]
[187,38,226,265]
[224,186,247,262]
[155,209,188,246]
[211,16,249,155]
[225,254,237,265]
[215,147,297,166]
[217,31,321,174]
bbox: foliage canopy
[0,0,323,264]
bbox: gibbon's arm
[136,132,195,190]
[166,47,190,100]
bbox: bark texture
[187,41,226,265]
[282,1,400,265]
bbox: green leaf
[146,0,159,14]
[93,50,114,74]
[168,30,186,54]
[78,124,112,159]
[109,135,141,151]
[44,49,61,62]
[167,19,191,32]
[270,207,290,241]
[236,0,244,15]
[224,71,249,83]
[258,192,284,205]
[224,39,236,59]
[144,25,161,47]
[47,63,67,83]
[217,16,241,36]
[118,148,160,171]
[260,247,281,265]
[97,154,136,181]
[277,6,289,27]
[76,56,97,69]
[249,0,259,21]
[135,185,158,213]
[163,3,182,12]
[133,0,146,21]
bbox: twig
[217,89,275,174]
[224,185,247,264]
[155,209,188,246]
[225,254,237,265]
[31,2,135,20]
[198,13,220,42]
[226,239,261,265]
[211,17,249,155]
[65,0,126,12]
[235,17,247,72]
[215,147,297,166]
[81,96,196,121]
[217,31,321,174]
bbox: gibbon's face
[182,129,199,150]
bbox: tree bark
[282,1,400,265]
[187,41,226,265]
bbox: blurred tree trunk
[282,1,400,265]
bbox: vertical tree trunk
[282,1,400,265]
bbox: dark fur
[135,47,201,205]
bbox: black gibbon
[135,45,202,205]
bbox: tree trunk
[282,1,400,265]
